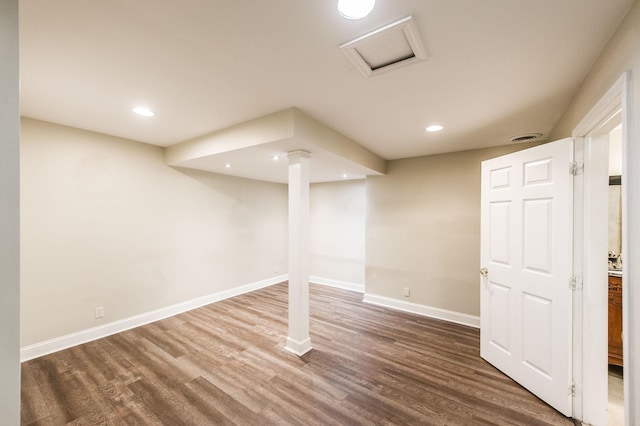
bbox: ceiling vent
[510,133,543,143]
[340,15,427,78]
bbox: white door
[480,138,574,416]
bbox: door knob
[480,267,489,277]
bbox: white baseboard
[362,293,480,328]
[309,276,364,293]
[284,336,313,357]
[21,274,288,362]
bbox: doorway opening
[572,72,631,426]
[607,123,624,425]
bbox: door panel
[480,138,573,417]
[489,282,511,353]
[523,198,553,273]
[489,201,511,265]
[522,292,552,376]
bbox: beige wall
[549,1,640,420]
[310,180,365,286]
[365,143,537,316]
[1,0,21,422]
[549,1,640,142]
[20,118,288,346]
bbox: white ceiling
[19,0,634,182]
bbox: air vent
[510,133,543,143]
[340,16,427,78]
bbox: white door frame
[572,72,632,425]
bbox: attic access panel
[340,16,427,78]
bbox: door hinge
[570,276,583,290]
[568,382,576,397]
[569,162,584,176]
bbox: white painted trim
[572,71,634,425]
[309,276,365,293]
[618,71,635,426]
[574,134,610,425]
[20,274,288,362]
[572,73,626,138]
[284,337,312,357]
[362,293,480,328]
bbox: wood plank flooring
[21,283,577,425]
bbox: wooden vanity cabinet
[608,275,623,366]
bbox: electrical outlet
[95,307,104,319]
[403,287,410,297]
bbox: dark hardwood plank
[21,282,575,425]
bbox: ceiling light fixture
[342,173,348,178]
[224,163,232,168]
[132,106,155,117]
[271,155,280,160]
[426,124,443,132]
[337,0,375,19]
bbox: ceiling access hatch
[340,15,427,78]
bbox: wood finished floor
[21,283,576,425]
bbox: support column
[0,0,21,422]
[285,150,312,356]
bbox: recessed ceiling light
[342,173,348,178]
[426,124,443,132]
[224,163,232,168]
[337,0,375,19]
[271,155,280,160]
[133,106,154,117]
